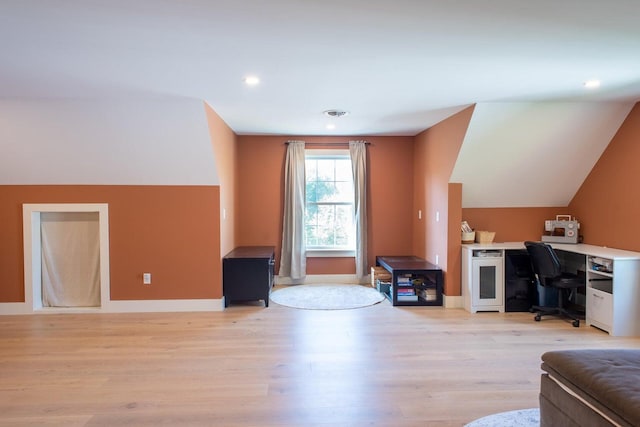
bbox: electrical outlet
[143,273,151,285]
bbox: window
[305,150,355,253]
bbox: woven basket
[371,266,391,288]
[475,231,495,244]
[461,231,475,244]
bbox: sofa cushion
[541,349,640,426]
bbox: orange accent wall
[367,137,415,262]
[413,106,475,296]
[0,185,221,302]
[235,136,286,261]
[569,102,640,251]
[462,207,569,243]
[306,257,356,275]
[447,183,463,297]
[236,135,415,275]
[204,102,237,257]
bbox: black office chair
[524,241,584,327]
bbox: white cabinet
[462,248,504,313]
[585,255,640,336]
[461,243,640,336]
[587,287,613,328]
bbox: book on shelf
[417,288,437,301]
[397,294,419,302]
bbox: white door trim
[22,203,111,313]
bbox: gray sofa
[540,349,640,426]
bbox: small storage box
[462,231,476,243]
[371,266,391,288]
[377,280,391,294]
[475,231,496,243]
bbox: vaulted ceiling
[1,1,640,136]
[1,1,639,207]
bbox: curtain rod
[284,141,370,146]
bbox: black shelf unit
[376,256,443,306]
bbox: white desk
[461,242,640,336]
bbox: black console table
[223,246,275,307]
[376,256,443,306]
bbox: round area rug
[465,408,539,427]
[270,284,385,310]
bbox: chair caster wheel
[534,315,541,322]
[572,320,580,327]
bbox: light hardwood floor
[1,296,639,427]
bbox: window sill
[306,249,355,258]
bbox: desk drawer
[587,287,613,329]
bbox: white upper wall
[0,97,219,185]
[450,102,634,208]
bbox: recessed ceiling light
[584,79,601,89]
[244,76,260,86]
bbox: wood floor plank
[1,299,639,426]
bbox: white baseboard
[0,298,225,315]
[443,295,463,309]
[276,274,369,286]
[0,303,29,315]
[1,291,461,315]
[106,299,225,313]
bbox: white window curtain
[349,140,368,279]
[279,140,306,282]
[41,212,101,307]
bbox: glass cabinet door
[479,265,497,300]
[472,258,504,307]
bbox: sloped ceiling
[1,1,640,136]
[0,98,218,185]
[450,102,634,208]
[1,2,638,200]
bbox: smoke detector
[323,109,350,118]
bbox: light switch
[143,273,151,285]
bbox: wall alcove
[22,203,110,313]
